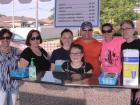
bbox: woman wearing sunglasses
[0,29,21,105]
[19,29,50,78]
[100,23,125,74]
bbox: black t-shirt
[62,62,92,74]
[20,47,50,73]
[121,39,140,84]
[62,62,93,80]
[121,39,140,51]
[121,39,140,68]
[50,47,69,63]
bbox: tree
[100,0,140,25]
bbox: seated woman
[19,29,50,79]
[62,44,93,84]
[50,28,73,71]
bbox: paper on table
[41,71,62,83]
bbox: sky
[0,0,55,19]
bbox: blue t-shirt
[50,47,69,71]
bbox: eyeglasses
[30,36,40,41]
[0,36,11,40]
[82,29,93,32]
[70,52,82,56]
[102,29,112,33]
[120,27,133,31]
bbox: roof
[0,16,35,23]
[0,21,11,28]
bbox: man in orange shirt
[74,21,102,84]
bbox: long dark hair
[0,28,12,38]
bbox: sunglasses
[0,36,11,40]
[30,36,40,41]
[102,29,112,33]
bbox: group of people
[0,20,140,105]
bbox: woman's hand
[18,58,29,67]
[135,90,140,104]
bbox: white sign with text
[55,0,100,27]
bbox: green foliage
[100,0,140,25]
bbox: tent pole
[36,0,38,30]
[12,0,15,29]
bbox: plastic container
[98,72,118,85]
[29,58,36,80]
[10,67,29,78]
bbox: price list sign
[55,0,100,27]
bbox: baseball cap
[80,21,93,29]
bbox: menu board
[55,0,100,27]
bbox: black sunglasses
[102,29,112,33]
[0,36,11,40]
[30,36,40,41]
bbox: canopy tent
[0,0,51,29]
[0,0,51,4]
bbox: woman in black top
[120,20,140,105]
[19,30,50,75]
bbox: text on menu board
[55,0,99,27]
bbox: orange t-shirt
[74,38,102,76]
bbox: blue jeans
[0,89,18,105]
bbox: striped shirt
[0,47,19,91]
